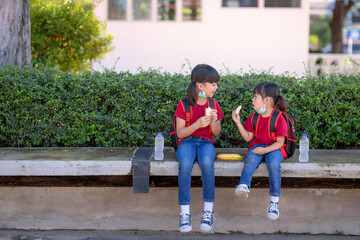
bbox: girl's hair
[253,82,288,112]
[187,64,219,106]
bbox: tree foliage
[30,0,113,72]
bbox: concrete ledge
[151,148,360,179]
[150,160,360,178]
[0,147,359,179]
[0,187,359,235]
[0,160,133,176]
[0,148,135,176]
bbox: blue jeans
[176,137,216,205]
[239,144,283,196]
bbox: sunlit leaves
[30,0,113,73]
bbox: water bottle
[154,132,164,160]
[299,133,309,162]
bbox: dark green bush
[0,65,359,149]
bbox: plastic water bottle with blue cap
[154,132,164,160]
[299,133,309,162]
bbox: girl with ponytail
[175,64,224,233]
[232,82,289,221]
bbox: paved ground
[0,230,359,240]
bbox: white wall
[92,0,310,76]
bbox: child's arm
[209,109,221,136]
[232,110,253,142]
[252,136,285,155]
[210,120,221,136]
[176,116,210,139]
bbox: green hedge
[0,65,359,149]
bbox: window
[222,0,258,8]
[265,0,300,8]
[133,0,152,20]
[183,0,201,21]
[108,0,126,20]
[158,0,176,20]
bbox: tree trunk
[0,0,31,68]
[330,0,354,53]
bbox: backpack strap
[250,112,260,138]
[271,110,288,160]
[268,109,282,141]
[207,97,216,109]
[180,98,192,127]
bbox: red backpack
[250,109,297,160]
[170,97,217,151]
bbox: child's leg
[197,138,216,204]
[177,139,197,232]
[181,204,190,214]
[264,149,283,197]
[176,138,197,206]
[204,201,213,212]
[196,139,216,232]
[265,149,283,220]
[239,145,265,188]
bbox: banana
[217,154,243,161]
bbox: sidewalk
[1,230,359,240]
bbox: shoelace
[202,211,213,222]
[268,203,279,213]
[180,214,190,225]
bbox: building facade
[92,0,310,76]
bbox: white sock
[271,196,279,203]
[204,201,213,212]
[180,205,190,215]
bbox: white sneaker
[235,184,250,198]
[199,210,214,233]
[179,213,192,232]
[267,201,280,220]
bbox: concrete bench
[0,147,359,192]
[0,148,135,176]
[152,147,360,179]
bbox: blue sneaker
[179,213,192,232]
[200,210,214,232]
[267,201,279,220]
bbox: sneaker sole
[200,224,212,233]
[179,226,192,233]
[235,189,248,198]
[267,213,279,221]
